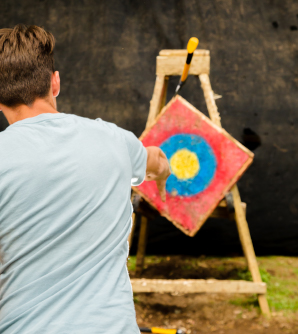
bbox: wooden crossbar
[131,279,267,294]
[157,49,210,76]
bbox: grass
[231,257,298,312]
[266,277,298,311]
[258,256,298,312]
[127,256,137,271]
[235,267,271,283]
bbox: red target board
[133,96,254,236]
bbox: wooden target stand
[129,49,270,316]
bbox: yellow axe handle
[151,328,178,334]
[181,37,199,82]
[175,37,199,95]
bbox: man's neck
[1,97,58,125]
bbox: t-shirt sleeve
[120,128,147,186]
[95,118,147,186]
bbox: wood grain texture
[231,184,271,316]
[199,73,221,127]
[131,278,267,294]
[128,212,136,250]
[159,50,210,56]
[156,53,210,76]
[146,75,167,129]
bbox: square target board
[133,96,254,236]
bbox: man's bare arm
[145,146,171,202]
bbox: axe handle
[175,37,199,95]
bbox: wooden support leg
[199,73,221,127]
[231,185,270,316]
[146,75,167,128]
[128,192,140,253]
[160,76,169,110]
[128,212,137,252]
[135,216,149,276]
[200,72,270,315]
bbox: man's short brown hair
[0,24,55,107]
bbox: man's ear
[52,71,60,98]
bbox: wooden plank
[231,184,271,316]
[156,55,210,76]
[146,75,167,128]
[135,216,148,276]
[159,49,210,57]
[131,279,267,294]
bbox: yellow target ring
[170,149,200,180]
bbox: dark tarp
[0,0,298,255]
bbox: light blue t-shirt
[0,113,147,334]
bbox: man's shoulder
[0,126,13,142]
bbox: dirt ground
[129,256,298,334]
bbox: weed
[234,268,271,283]
[217,265,225,272]
[127,256,136,271]
[133,294,139,304]
[230,295,259,310]
[181,265,192,270]
[260,268,271,283]
[235,269,252,281]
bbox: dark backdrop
[1,0,297,255]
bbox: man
[0,24,170,333]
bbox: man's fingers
[156,179,167,202]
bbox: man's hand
[145,147,171,202]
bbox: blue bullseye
[160,134,217,196]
